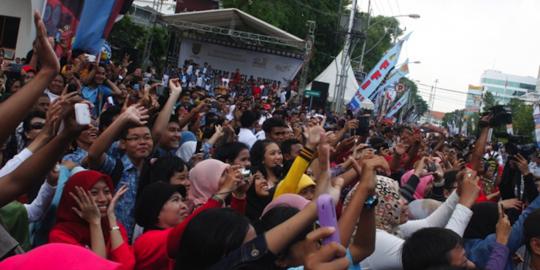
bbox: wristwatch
[364,195,379,209]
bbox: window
[0,15,20,50]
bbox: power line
[416,82,481,95]
[384,0,395,15]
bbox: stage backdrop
[178,39,303,85]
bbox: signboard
[396,83,405,93]
[304,90,321,97]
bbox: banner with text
[534,104,540,148]
[349,33,411,110]
[368,60,409,101]
[178,39,303,85]
[385,91,410,118]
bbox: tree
[108,16,169,72]
[482,91,497,112]
[402,77,428,117]
[508,98,534,141]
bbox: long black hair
[175,208,251,270]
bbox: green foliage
[482,91,497,112]
[508,98,534,141]
[108,16,169,70]
[352,14,402,72]
[402,77,428,117]
[222,0,349,79]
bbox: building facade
[0,0,44,60]
[465,84,483,113]
[480,69,537,105]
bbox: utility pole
[427,79,438,123]
[333,0,358,113]
[297,20,316,106]
[358,0,371,76]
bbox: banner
[534,104,540,147]
[43,0,85,57]
[178,39,303,85]
[73,0,132,55]
[350,33,411,110]
[369,60,409,101]
[385,91,410,118]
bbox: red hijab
[52,170,115,246]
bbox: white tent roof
[307,51,373,108]
[162,8,304,48]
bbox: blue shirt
[99,153,139,240]
[62,147,88,164]
[81,85,112,116]
[465,194,540,270]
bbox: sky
[358,0,540,112]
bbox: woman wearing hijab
[48,170,134,269]
[188,159,247,211]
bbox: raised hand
[512,154,530,175]
[500,198,523,210]
[304,124,325,150]
[496,203,511,245]
[304,227,350,270]
[363,155,391,176]
[33,11,59,75]
[216,165,243,196]
[107,185,128,221]
[70,186,101,225]
[168,78,182,95]
[122,104,149,125]
[457,169,480,208]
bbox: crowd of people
[1,11,540,270]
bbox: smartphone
[74,103,91,125]
[67,83,78,93]
[317,194,341,245]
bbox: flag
[43,0,85,56]
[73,0,133,55]
[349,33,411,110]
[368,59,409,101]
[385,91,410,118]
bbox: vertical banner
[349,33,411,110]
[533,104,540,147]
[368,60,409,101]
[43,0,85,57]
[385,91,410,118]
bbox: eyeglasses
[124,135,152,142]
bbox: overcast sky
[358,0,540,112]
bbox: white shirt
[0,147,56,222]
[44,89,60,102]
[360,192,473,270]
[238,128,257,149]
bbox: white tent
[307,50,374,109]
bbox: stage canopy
[162,8,307,85]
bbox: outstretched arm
[87,105,149,169]
[152,78,182,143]
[0,11,59,145]
[0,96,82,207]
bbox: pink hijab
[0,243,121,270]
[188,159,229,207]
[261,194,310,218]
[400,169,433,199]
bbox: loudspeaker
[310,81,330,111]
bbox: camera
[241,168,251,183]
[496,132,537,159]
[481,105,512,127]
[426,162,437,173]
